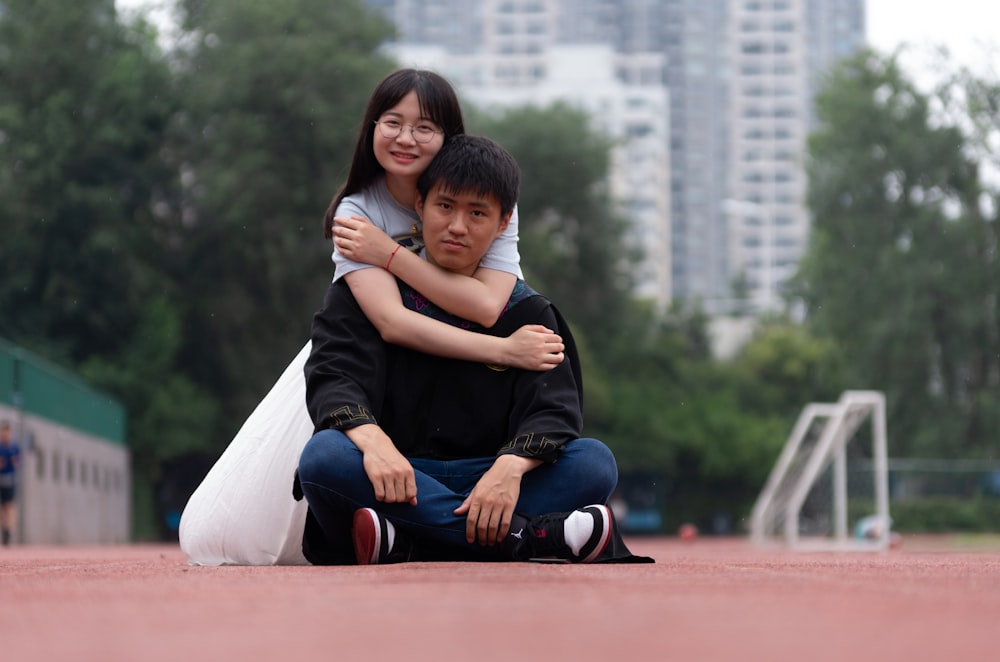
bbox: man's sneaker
[352,508,415,565]
[505,504,613,563]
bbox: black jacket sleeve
[496,296,585,463]
[303,280,386,434]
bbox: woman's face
[373,90,445,182]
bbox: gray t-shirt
[332,175,522,282]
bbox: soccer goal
[750,390,890,551]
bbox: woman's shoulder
[339,176,387,211]
[337,176,417,234]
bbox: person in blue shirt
[0,420,21,546]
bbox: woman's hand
[501,325,564,371]
[333,215,399,268]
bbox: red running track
[2,536,998,662]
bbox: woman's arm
[334,215,512,327]
[344,267,564,370]
[386,249,514,328]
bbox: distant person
[0,420,21,546]
[297,135,652,565]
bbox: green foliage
[0,0,209,537]
[584,302,843,527]
[0,0,177,362]
[800,49,1000,459]
[78,298,218,481]
[732,320,845,418]
[168,0,398,432]
[889,497,1000,533]
[130,474,161,542]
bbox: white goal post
[750,390,890,551]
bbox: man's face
[416,184,512,276]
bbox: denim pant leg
[515,437,619,515]
[297,429,489,556]
[389,438,617,557]
[297,431,618,560]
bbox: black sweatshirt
[303,279,584,464]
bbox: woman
[326,68,562,366]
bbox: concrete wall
[1,405,130,544]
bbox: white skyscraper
[379,0,672,308]
[722,0,864,313]
[364,0,866,315]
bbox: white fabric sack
[179,341,315,565]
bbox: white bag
[179,342,314,565]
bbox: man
[0,420,21,546]
[296,135,650,565]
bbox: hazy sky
[867,0,1000,85]
[115,1,998,87]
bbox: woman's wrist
[385,244,402,271]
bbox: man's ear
[415,192,425,220]
[495,212,512,238]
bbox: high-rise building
[722,0,865,313]
[372,0,672,308]
[386,40,672,308]
[364,0,866,314]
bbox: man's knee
[564,437,619,493]
[297,429,358,486]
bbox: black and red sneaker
[503,504,612,563]
[352,508,415,565]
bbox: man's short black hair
[417,135,520,218]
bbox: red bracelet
[386,244,401,271]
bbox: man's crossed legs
[297,431,621,564]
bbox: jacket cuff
[499,433,563,463]
[324,404,377,431]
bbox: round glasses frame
[374,119,443,144]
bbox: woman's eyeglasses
[374,119,443,144]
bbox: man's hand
[454,455,541,545]
[502,325,564,371]
[333,216,399,268]
[346,424,417,505]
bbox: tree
[799,49,1000,458]
[0,0,177,363]
[169,0,398,433]
[731,320,844,420]
[570,287,848,531]
[0,0,220,538]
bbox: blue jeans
[297,429,618,561]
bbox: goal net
[750,390,890,551]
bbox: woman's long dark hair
[323,69,465,238]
